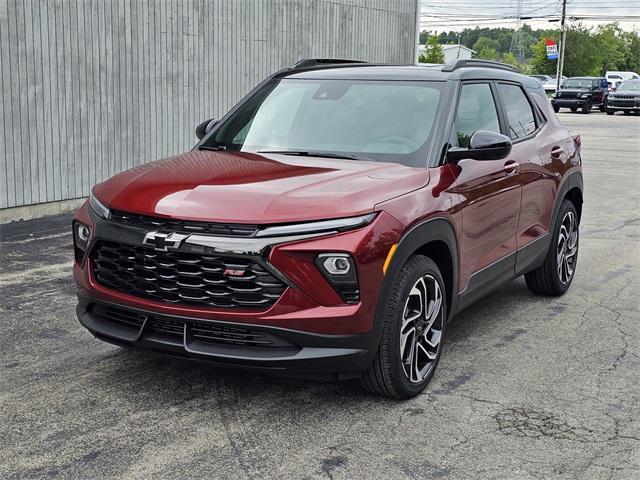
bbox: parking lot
[1,112,638,480]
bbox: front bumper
[73,201,404,376]
[607,99,640,110]
[551,98,590,108]
[77,296,377,377]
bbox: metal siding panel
[0,0,12,208]
[1,0,416,210]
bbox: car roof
[283,63,540,89]
[567,76,605,80]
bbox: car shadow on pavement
[92,277,543,408]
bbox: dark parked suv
[73,59,583,398]
[551,76,608,113]
[606,79,640,116]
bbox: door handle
[503,160,519,175]
[551,146,564,159]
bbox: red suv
[73,59,583,398]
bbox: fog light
[73,221,91,263]
[322,256,351,275]
[315,253,360,304]
[77,224,90,242]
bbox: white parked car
[530,75,566,95]
[606,71,639,91]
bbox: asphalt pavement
[1,111,639,480]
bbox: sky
[420,0,640,33]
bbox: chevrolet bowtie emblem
[143,231,189,251]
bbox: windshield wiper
[257,150,361,160]
[198,145,227,151]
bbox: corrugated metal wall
[0,0,417,210]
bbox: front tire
[607,109,615,115]
[582,103,592,114]
[361,256,445,399]
[553,105,560,113]
[525,199,579,296]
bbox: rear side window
[497,83,536,140]
[453,83,501,148]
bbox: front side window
[203,78,444,167]
[497,83,536,140]
[453,83,501,148]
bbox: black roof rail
[442,59,517,73]
[291,58,369,69]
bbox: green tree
[531,26,600,76]
[475,46,500,61]
[594,24,627,74]
[620,31,640,72]
[419,35,445,64]
[473,36,500,53]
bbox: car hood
[92,150,430,224]
[612,89,640,95]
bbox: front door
[449,82,522,305]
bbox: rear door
[494,82,559,274]
[450,82,522,303]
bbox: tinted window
[205,78,443,167]
[564,79,593,88]
[497,83,536,140]
[453,83,500,148]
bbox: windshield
[202,79,444,167]
[618,81,640,91]
[564,79,594,89]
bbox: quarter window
[497,83,537,140]
[453,83,501,148]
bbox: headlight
[315,253,359,304]
[580,93,592,99]
[255,213,376,238]
[634,96,640,101]
[89,192,110,219]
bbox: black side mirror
[447,130,512,162]
[195,118,217,140]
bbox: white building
[418,44,476,63]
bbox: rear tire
[553,105,560,113]
[606,109,615,116]
[361,255,445,399]
[525,200,579,296]
[582,103,591,114]
[635,111,640,117]
[570,107,577,112]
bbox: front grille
[558,91,579,99]
[89,303,297,349]
[109,210,259,237]
[612,94,638,100]
[91,240,286,309]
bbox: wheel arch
[378,217,459,327]
[553,171,584,227]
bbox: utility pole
[510,0,525,62]
[556,0,567,93]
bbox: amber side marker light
[383,244,398,274]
